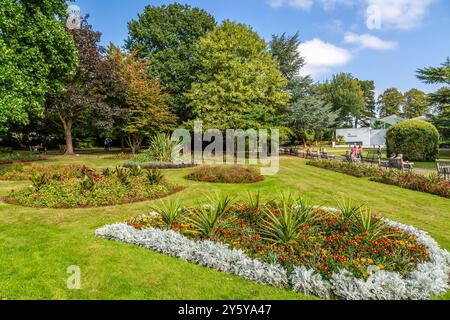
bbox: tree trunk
[60,116,74,155]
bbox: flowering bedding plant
[5,165,181,208]
[307,159,450,198]
[96,193,450,300]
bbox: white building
[335,115,426,148]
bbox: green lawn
[0,154,449,300]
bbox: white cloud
[268,0,437,30]
[366,0,435,29]
[298,38,353,78]
[344,32,397,50]
[267,0,353,11]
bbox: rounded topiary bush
[386,120,439,161]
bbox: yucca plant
[80,173,96,193]
[145,168,164,185]
[247,191,261,211]
[129,165,143,177]
[260,193,316,245]
[336,198,364,221]
[114,166,129,185]
[152,199,185,229]
[350,209,389,241]
[31,172,49,191]
[189,194,234,238]
[145,133,183,162]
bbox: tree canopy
[377,88,404,118]
[320,73,365,128]
[0,0,78,132]
[185,21,291,131]
[126,3,216,122]
[46,19,126,155]
[108,46,177,153]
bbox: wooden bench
[436,160,450,180]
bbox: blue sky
[71,0,450,96]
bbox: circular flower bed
[185,165,264,184]
[96,194,449,300]
[5,166,182,208]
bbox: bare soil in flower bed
[4,166,183,208]
[185,165,265,184]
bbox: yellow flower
[367,258,374,264]
[378,264,385,270]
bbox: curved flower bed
[0,164,83,181]
[307,160,450,198]
[186,165,265,184]
[95,200,449,300]
[5,166,182,208]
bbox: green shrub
[145,169,164,185]
[306,160,382,178]
[132,133,183,163]
[386,120,439,161]
[186,165,265,184]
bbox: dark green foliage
[145,169,164,185]
[0,0,78,131]
[31,172,49,191]
[126,3,216,121]
[386,120,440,161]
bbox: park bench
[436,160,450,180]
[320,152,336,160]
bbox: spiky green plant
[189,194,234,238]
[145,169,164,185]
[152,199,185,229]
[135,133,183,163]
[260,193,317,245]
[31,172,49,191]
[114,166,129,185]
[129,166,143,177]
[336,198,364,220]
[350,209,389,241]
[247,191,261,211]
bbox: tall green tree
[185,21,291,131]
[0,0,78,132]
[403,88,430,118]
[377,88,404,118]
[287,90,338,147]
[358,80,376,119]
[321,73,365,128]
[108,46,177,154]
[126,3,216,122]
[269,32,312,102]
[417,58,450,139]
[46,19,126,155]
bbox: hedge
[386,120,439,161]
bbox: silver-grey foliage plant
[96,207,449,300]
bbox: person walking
[377,145,382,158]
[358,145,364,161]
